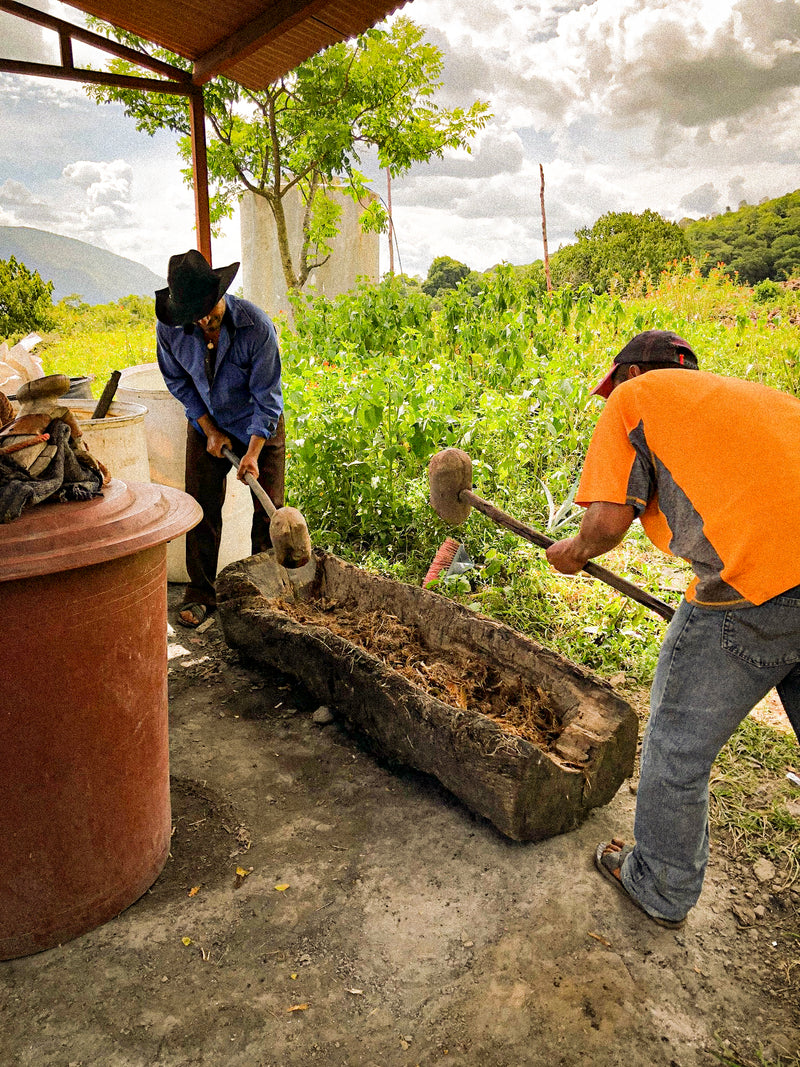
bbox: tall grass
[36,295,157,388]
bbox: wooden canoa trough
[216,549,638,842]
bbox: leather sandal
[177,602,210,629]
[595,840,687,930]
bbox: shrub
[753,279,783,304]
[0,256,55,338]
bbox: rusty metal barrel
[0,479,201,959]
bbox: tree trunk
[266,189,301,295]
[217,550,638,843]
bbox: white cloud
[0,8,52,65]
[2,0,799,281]
[679,182,722,215]
[380,0,800,274]
[0,177,60,227]
[0,179,34,205]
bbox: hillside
[683,189,800,284]
[0,227,165,304]
[504,189,800,292]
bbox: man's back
[577,370,800,607]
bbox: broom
[423,538,474,586]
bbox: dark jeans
[621,585,800,923]
[183,415,285,609]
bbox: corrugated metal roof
[62,0,410,88]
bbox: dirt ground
[2,583,799,1067]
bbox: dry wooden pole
[540,164,552,293]
[461,488,675,621]
[386,167,395,276]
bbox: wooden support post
[189,88,213,265]
[59,30,73,70]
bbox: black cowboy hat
[155,249,240,327]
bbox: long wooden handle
[461,488,676,622]
[91,370,121,420]
[221,446,276,517]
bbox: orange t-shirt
[577,370,800,607]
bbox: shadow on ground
[1,585,798,1067]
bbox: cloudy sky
[1,0,799,280]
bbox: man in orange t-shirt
[547,329,800,929]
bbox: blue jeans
[621,585,800,923]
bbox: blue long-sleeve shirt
[156,294,283,443]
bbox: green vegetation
[35,295,156,386]
[422,255,474,296]
[550,209,690,293]
[685,191,800,284]
[513,192,800,293]
[11,260,800,885]
[712,716,800,882]
[0,256,55,338]
[86,17,489,297]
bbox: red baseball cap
[591,330,699,398]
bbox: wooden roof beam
[191,0,335,85]
[0,0,191,84]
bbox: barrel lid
[0,479,202,582]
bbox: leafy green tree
[421,255,472,296]
[550,210,690,292]
[0,256,55,337]
[87,18,489,297]
[685,191,800,284]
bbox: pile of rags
[0,397,105,524]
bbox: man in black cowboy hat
[155,248,285,628]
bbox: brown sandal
[177,603,210,629]
[595,841,686,930]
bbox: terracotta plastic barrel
[0,479,201,959]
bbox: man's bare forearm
[237,435,266,481]
[545,502,635,574]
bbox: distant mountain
[0,227,166,304]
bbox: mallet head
[428,447,473,525]
[270,506,312,569]
[16,375,71,404]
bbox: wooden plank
[192,0,331,85]
[189,89,212,264]
[0,59,192,93]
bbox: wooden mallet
[428,447,675,622]
[221,446,312,570]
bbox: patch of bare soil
[276,596,562,750]
[1,586,798,1067]
[752,690,796,736]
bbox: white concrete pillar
[240,186,380,318]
